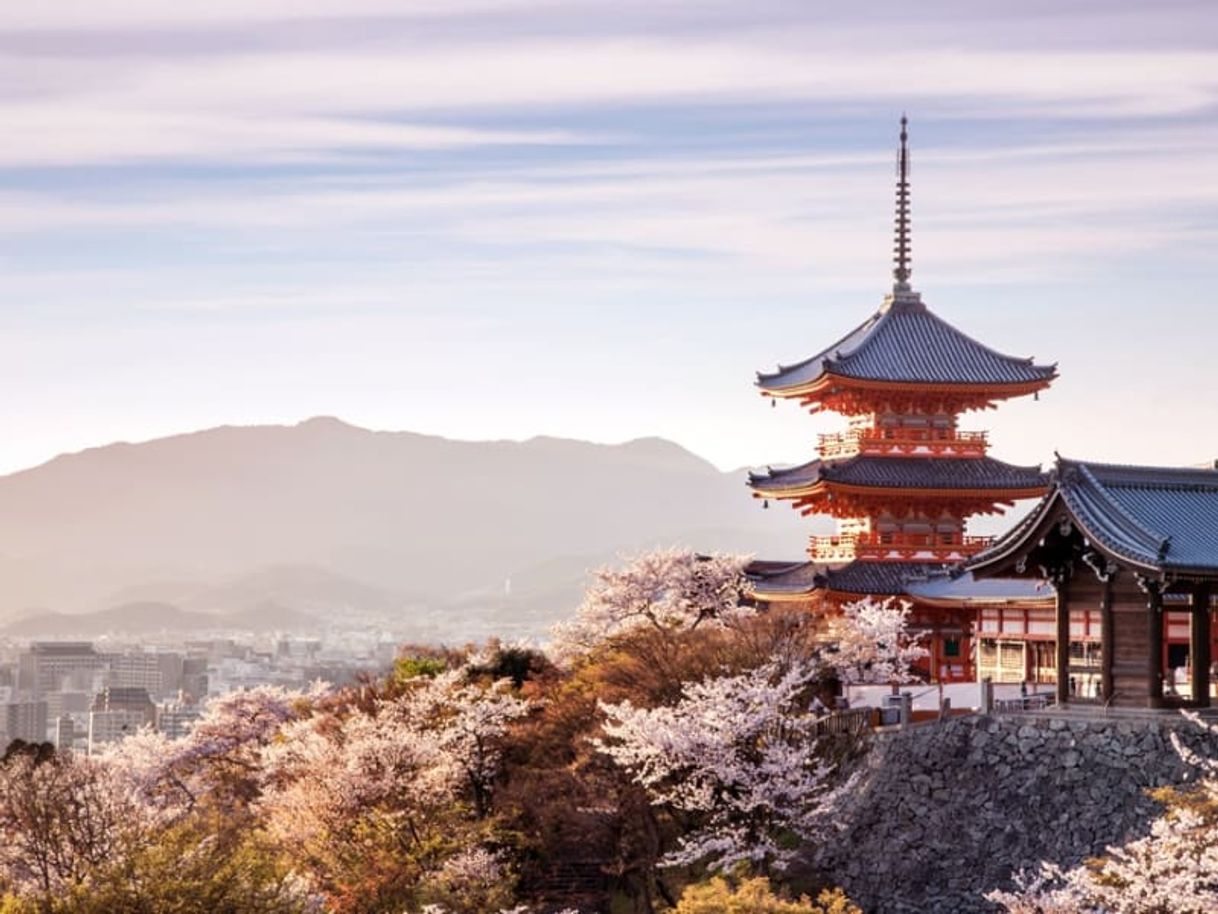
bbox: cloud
[1,20,1216,169]
[70,43,1218,117]
[2,119,1215,293]
[0,105,587,167]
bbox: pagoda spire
[893,114,912,292]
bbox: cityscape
[0,633,397,755]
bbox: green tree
[674,876,860,914]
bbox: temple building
[746,118,1057,682]
[968,458,1218,708]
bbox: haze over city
[4,0,1218,479]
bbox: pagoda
[747,118,1058,681]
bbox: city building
[17,642,106,695]
[102,650,185,696]
[87,709,149,751]
[91,685,157,722]
[746,118,1056,681]
[2,699,49,744]
[54,715,79,751]
[156,696,203,739]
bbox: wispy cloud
[2,1,1218,476]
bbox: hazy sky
[3,1,1218,477]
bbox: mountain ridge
[0,417,813,636]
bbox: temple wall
[1070,573,1153,706]
[813,711,1217,913]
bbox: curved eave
[912,593,1056,609]
[750,480,1049,502]
[968,485,1168,579]
[967,489,1069,577]
[748,585,820,603]
[758,371,1056,402]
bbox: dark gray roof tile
[1060,459,1218,574]
[757,296,1056,391]
[970,458,1218,577]
[748,455,1047,493]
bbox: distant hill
[2,600,319,638]
[0,417,814,637]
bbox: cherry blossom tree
[390,669,532,817]
[596,659,843,873]
[549,549,753,660]
[825,596,927,685]
[0,745,141,897]
[256,665,530,912]
[103,683,322,816]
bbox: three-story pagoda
[747,118,1058,681]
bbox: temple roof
[746,559,930,597]
[904,571,1053,605]
[748,454,1047,495]
[747,558,1054,602]
[744,560,823,594]
[819,561,944,596]
[756,295,1057,394]
[971,457,1218,577]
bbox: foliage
[825,596,927,685]
[673,876,861,914]
[102,682,321,817]
[550,549,752,661]
[0,747,142,898]
[393,655,448,682]
[2,814,313,914]
[0,551,907,914]
[597,658,843,873]
[258,666,530,913]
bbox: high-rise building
[2,699,49,744]
[18,642,107,696]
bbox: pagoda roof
[747,558,1052,602]
[746,560,953,597]
[748,454,1047,496]
[971,457,1218,578]
[819,561,945,596]
[756,294,1057,394]
[745,559,823,595]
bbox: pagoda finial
[893,114,912,292]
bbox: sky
[3,0,1218,480]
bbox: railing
[811,707,873,738]
[994,693,1057,713]
[818,428,988,459]
[809,533,996,563]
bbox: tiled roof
[744,560,822,594]
[1060,459,1218,574]
[971,458,1218,577]
[748,455,1047,494]
[904,572,1053,604]
[820,561,946,595]
[757,295,1056,392]
[746,560,943,597]
[746,558,1052,602]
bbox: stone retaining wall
[814,712,1217,913]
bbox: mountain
[0,418,813,635]
[1,600,320,638]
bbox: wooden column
[1100,574,1115,703]
[1055,575,1071,705]
[1147,581,1164,709]
[1192,582,1212,707]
